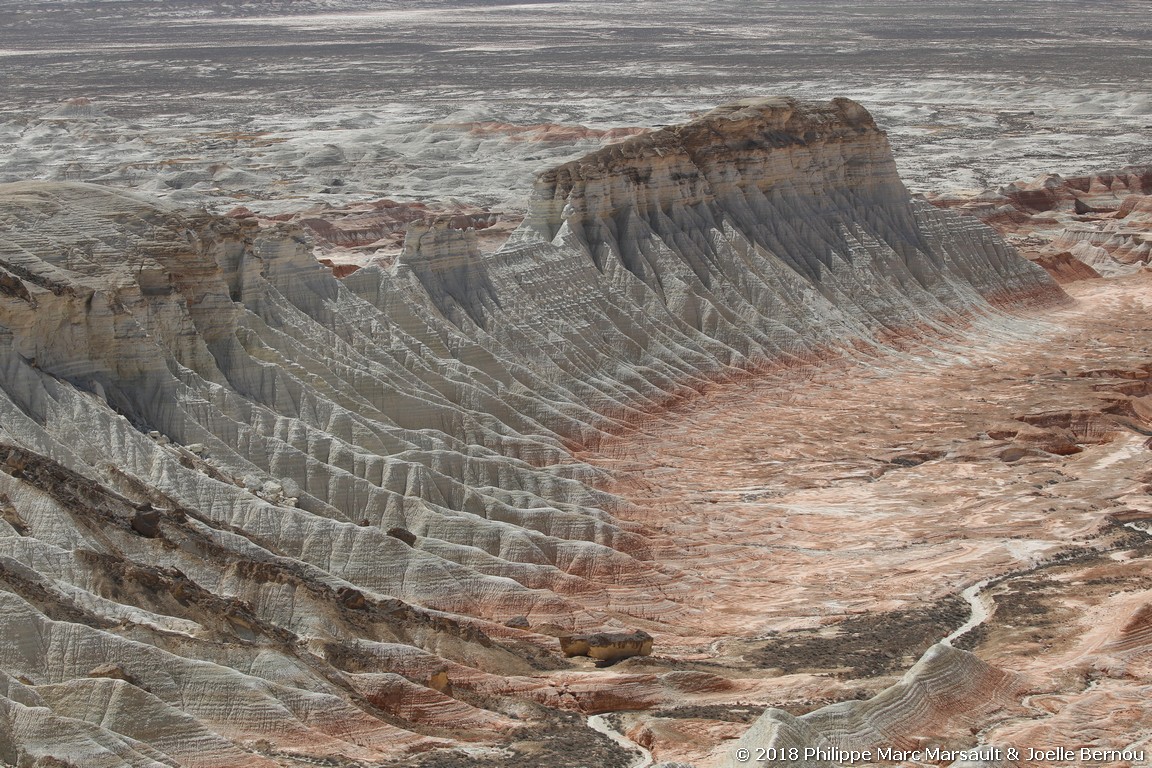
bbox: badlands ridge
[0,97,1148,766]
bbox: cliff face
[397,98,1058,416]
[524,96,1053,308]
[0,98,1064,765]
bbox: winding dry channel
[587,715,654,768]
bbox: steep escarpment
[0,98,1063,766]
[368,97,1060,435]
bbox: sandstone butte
[0,97,1149,767]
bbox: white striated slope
[715,643,1028,768]
[0,97,1063,766]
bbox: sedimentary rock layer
[929,166,1152,277]
[0,97,1061,765]
[716,644,1028,768]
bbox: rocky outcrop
[40,97,113,122]
[928,168,1152,222]
[1027,251,1102,284]
[928,166,1152,277]
[560,630,654,662]
[297,202,504,256]
[0,97,1062,765]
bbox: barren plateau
[1,0,1150,220]
[0,2,1151,767]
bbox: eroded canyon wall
[0,98,1062,766]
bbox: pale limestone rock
[715,644,1026,768]
[0,97,1063,765]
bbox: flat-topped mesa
[521,97,891,252]
[371,98,1063,436]
[508,97,1061,328]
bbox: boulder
[559,630,654,662]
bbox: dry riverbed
[581,273,1152,765]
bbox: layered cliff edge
[0,98,1064,766]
